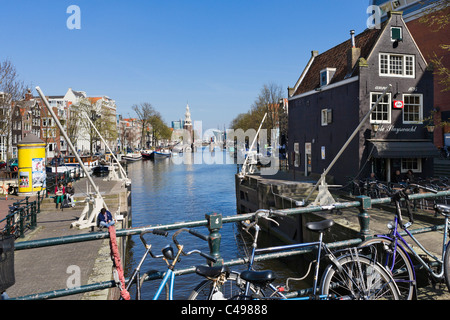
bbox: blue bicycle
[124,228,216,300]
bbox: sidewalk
[3,176,130,300]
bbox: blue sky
[0,0,372,130]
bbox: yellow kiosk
[17,134,46,195]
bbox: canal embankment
[3,176,131,300]
[235,171,450,300]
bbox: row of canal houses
[1,87,145,161]
[287,3,449,185]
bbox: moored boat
[141,150,154,160]
[64,155,99,171]
[92,165,110,177]
[122,153,143,162]
[153,149,171,159]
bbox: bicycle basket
[0,234,15,292]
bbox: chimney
[24,88,32,101]
[347,30,361,74]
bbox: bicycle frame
[383,210,450,282]
[242,220,340,300]
[253,231,327,296]
[153,244,185,300]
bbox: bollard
[30,201,36,230]
[19,208,25,238]
[37,191,41,213]
[205,212,223,266]
[356,195,371,239]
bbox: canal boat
[46,155,98,173]
[141,150,154,160]
[122,153,143,162]
[153,149,171,159]
[46,157,73,174]
[92,165,110,177]
[64,155,99,171]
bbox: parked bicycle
[358,183,450,300]
[189,209,400,300]
[122,228,216,300]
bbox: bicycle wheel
[358,237,415,300]
[320,255,400,300]
[444,240,450,293]
[188,271,264,300]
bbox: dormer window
[320,68,336,87]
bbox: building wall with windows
[288,12,436,184]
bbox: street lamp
[371,123,380,138]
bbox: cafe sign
[393,100,404,109]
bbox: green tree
[149,112,172,146]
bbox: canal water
[124,149,304,300]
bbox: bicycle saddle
[306,219,334,233]
[240,270,276,287]
[195,265,230,279]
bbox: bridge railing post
[205,212,223,266]
[356,195,371,240]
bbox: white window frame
[321,108,332,126]
[379,53,415,78]
[370,92,391,124]
[401,158,422,173]
[320,68,336,87]
[390,27,403,42]
[402,94,423,124]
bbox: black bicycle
[189,209,400,300]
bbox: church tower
[183,103,193,145]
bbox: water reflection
[124,149,306,299]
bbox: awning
[369,140,440,158]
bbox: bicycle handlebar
[172,228,209,246]
[186,249,217,263]
[391,183,438,228]
[139,229,168,247]
[170,228,216,262]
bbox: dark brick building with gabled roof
[288,11,438,185]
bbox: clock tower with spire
[183,103,193,145]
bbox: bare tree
[132,102,156,148]
[77,98,117,154]
[0,59,27,160]
[230,82,285,136]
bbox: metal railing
[1,192,44,238]
[9,189,450,300]
[0,166,86,239]
[45,167,86,198]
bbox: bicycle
[358,183,450,300]
[123,228,216,300]
[189,209,400,300]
